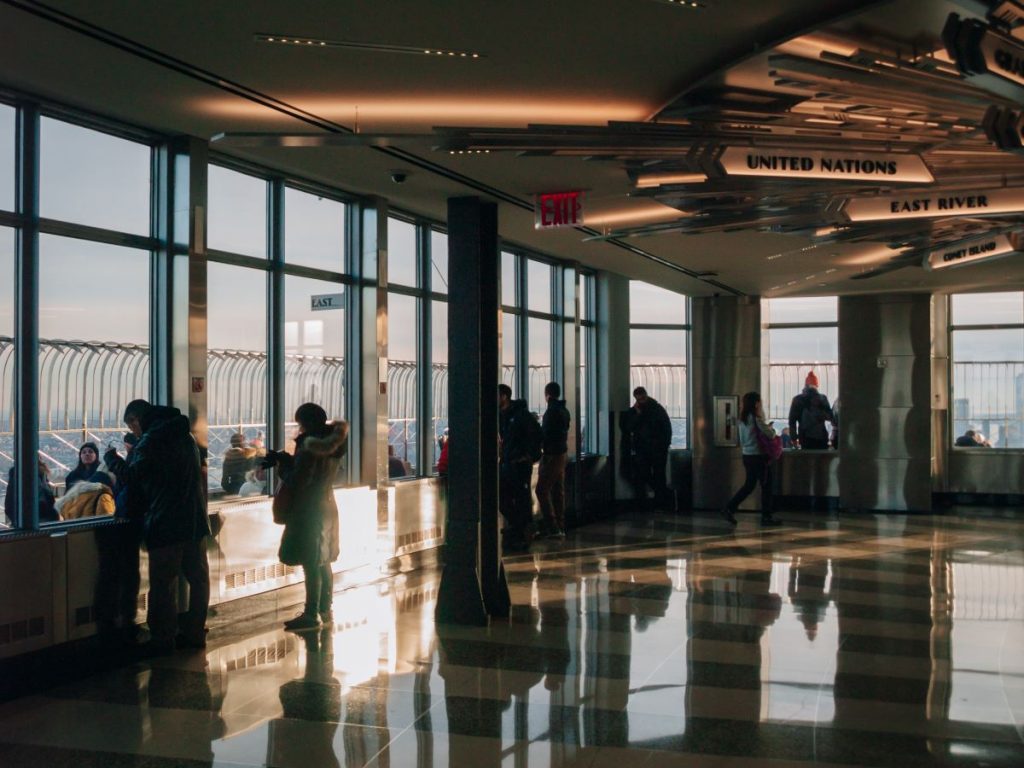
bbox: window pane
[528,317,552,414]
[764,296,838,324]
[285,275,347,478]
[580,325,591,452]
[40,117,150,235]
[388,218,417,287]
[765,327,838,421]
[528,259,552,314]
[630,328,687,449]
[951,292,1024,326]
[388,293,419,476]
[285,188,345,272]
[502,251,517,307]
[581,274,593,322]
[629,281,686,325]
[208,165,266,257]
[38,235,150,506]
[952,329,1024,447]
[502,312,517,392]
[432,300,448,467]
[208,264,267,498]
[0,229,12,522]
[430,230,448,294]
[0,104,13,212]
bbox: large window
[950,292,1024,448]
[388,292,419,476]
[430,229,448,468]
[0,228,13,522]
[629,281,689,449]
[35,121,154,512]
[762,297,838,440]
[0,103,14,212]
[207,263,267,498]
[580,273,596,452]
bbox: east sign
[841,187,1024,222]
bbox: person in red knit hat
[788,370,835,451]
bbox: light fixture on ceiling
[633,172,707,188]
[256,34,483,59]
[660,0,706,7]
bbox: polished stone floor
[1,511,1023,767]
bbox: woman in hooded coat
[265,402,348,631]
[64,442,101,492]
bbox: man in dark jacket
[536,382,571,539]
[626,386,674,512]
[106,399,210,654]
[498,384,536,551]
[788,371,835,450]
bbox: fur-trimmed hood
[299,421,349,458]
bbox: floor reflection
[1,512,1023,767]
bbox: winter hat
[230,433,246,447]
[805,370,819,388]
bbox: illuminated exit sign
[535,191,583,229]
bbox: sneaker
[761,516,783,527]
[284,613,322,631]
[720,507,737,526]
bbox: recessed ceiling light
[255,34,483,59]
[634,172,708,188]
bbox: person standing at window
[722,392,782,527]
[263,403,348,631]
[625,386,674,512]
[536,382,571,539]
[498,384,537,552]
[788,370,835,450]
[105,399,210,655]
[64,442,101,492]
[4,459,58,525]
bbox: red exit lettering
[536,191,583,229]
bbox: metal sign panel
[310,292,346,311]
[924,233,1018,271]
[841,187,1024,222]
[534,191,583,229]
[719,147,933,183]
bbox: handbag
[753,419,784,462]
[271,479,292,524]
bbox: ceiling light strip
[255,34,482,59]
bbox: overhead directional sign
[311,292,345,311]
[841,187,1024,222]
[924,233,1019,271]
[719,147,933,183]
[944,13,1024,89]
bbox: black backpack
[523,413,544,463]
[799,393,830,441]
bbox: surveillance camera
[390,171,408,184]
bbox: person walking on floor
[536,382,571,539]
[722,391,783,527]
[788,370,835,450]
[105,399,211,655]
[262,403,348,631]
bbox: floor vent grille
[225,563,296,590]
[0,616,46,645]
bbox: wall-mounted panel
[0,535,56,659]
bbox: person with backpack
[498,384,540,552]
[788,371,835,450]
[536,382,571,539]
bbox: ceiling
[3,0,1023,297]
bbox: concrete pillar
[838,293,932,511]
[435,197,508,625]
[596,272,631,502]
[691,296,761,510]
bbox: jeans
[95,522,141,634]
[726,455,773,518]
[536,453,567,531]
[633,449,671,510]
[147,538,210,647]
[302,562,334,617]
